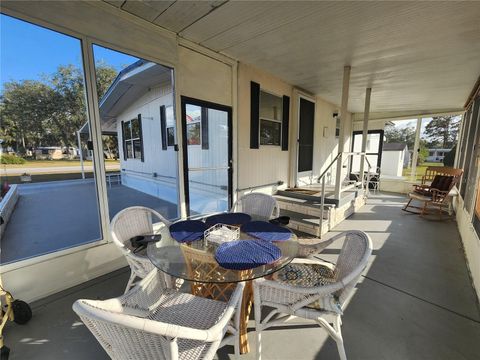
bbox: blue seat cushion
[215,240,281,270]
[169,220,207,243]
[241,221,292,241]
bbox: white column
[410,117,422,181]
[334,66,351,198]
[81,39,111,241]
[359,88,372,186]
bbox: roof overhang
[99,61,171,123]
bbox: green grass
[402,162,443,180]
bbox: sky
[0,14,138,92]
[391,115,461,137]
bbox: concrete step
[280,209,329,236]
[274,194,333,218]
[276,188,365,207]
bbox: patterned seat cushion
[272,263,342,314]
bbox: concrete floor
[1,180,178,264]
[4,193,480,359]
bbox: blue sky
[0,14,138,92]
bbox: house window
[259,90,283,146]
[167,127,175,146]
[260,119,281,145]
[123,116,143,159]
[186,104,202,145]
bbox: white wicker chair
[253,230,372,360]
[110,206,171,293]
[73,270,245,360]
[231,193,280,221]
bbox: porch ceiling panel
[153,0,227,33]
[119,1,175,22]
[102,1,480,114]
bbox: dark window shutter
[121,120,127,161]
[201,107,209,150]
[138,114,145,162]
[250,81,260,149]
[282,95,290,151]
[160,105,167,150]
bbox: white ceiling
[104,1,480,114]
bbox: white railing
[317,152,372,237]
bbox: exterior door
[297,97,315,184]
[351,130,384,173]
[181,97,232,216]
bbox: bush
[0,153,26,164]
[443,145,456,167]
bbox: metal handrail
[237,181,284,192]
[317,152,373,238]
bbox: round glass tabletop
[147,219,299,284]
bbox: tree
[384,123,416,149]
[423,116,460,148]
[0,80,56,153]
[95,61,118,100]
[443,145,456,167]
[0,62,119,154]
[418,141,429,165]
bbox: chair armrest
[73,298,216,342]
[413,184,430,190]
[296,230,359,258]
[430,189,449,202]
[75,281,246,343]
[254,276,344,297]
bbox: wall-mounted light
[333,112,341,138]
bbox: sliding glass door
[91,44,180,221]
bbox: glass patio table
[147,215,299,354]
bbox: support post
[334,66,351,199]
[77,130,85,180]
[359,88,371,188]
[411,117,422,181]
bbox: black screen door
[181,97,233,217]
[298,98,315,173]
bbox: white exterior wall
[381,151,404,177]
[237,63,292,194]
[118,83,176,178]
[312,96,353,186]
[116,83,179,204]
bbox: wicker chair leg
[255,330,262,360]
[317,317,347,360]
[124,271,137,294]
[333,315,347,360]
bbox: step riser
[287,220,328,236]
[276,190,339,205]
[277,200,328,218]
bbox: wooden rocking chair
[402,167,463,219]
